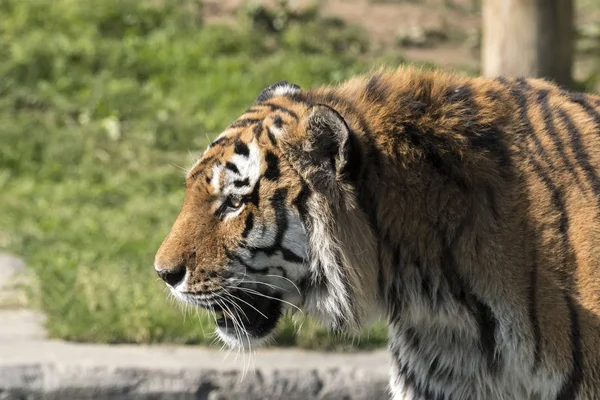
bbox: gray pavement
[0,253,390,399]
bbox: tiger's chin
[210,290,284,350]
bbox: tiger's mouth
[209,289,283,339]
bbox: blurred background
[0,0,598,351]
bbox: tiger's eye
[229,196,242,209]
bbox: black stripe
[287,90,310,105]
[272,115,284,128]
[252,120,264,140]
[416,258,435,307]
[339,127,362,183]
[440,240,468,306]
[495,78,528,151]
[485,186,500,221]
[441,220,501,375]
[270,188,288,247]
[404,122,469,189]
[267,128,277,146]
[239,188,288,256]
[213,200,228,219]
[230,118,261,129]
[567,93,600,128]
[537,90,582,187]
[393,349,446,400]
[241,212,254,239]
[224,248,268,274]
[494,76,510,85]
[292,181,311,223]
[528,262,542,372]
[427,355,456,385]
[266,103,299,120]
[444,85,512,174]
[247,179,260,206]
[557,107,600,209]
[238,243,304,265]
[404,327,421,349]
[225,162,240,174]
[209,136,235,148]
[555,293,583,400]
[473,296,500,374]
[275,266,288,278]
[233,178,250,187]
[485,88,502,102]
[445,85,474,104]
[264,151,280,181]
[189,168,205,182]
[515,77,530,88]
[421,274,434,305]
[384,232,404,319]
[234,140,250,157]
[256,81,301,103]
[279,247,305,264]
[364,73,388,103]
[471,125,512,172]
[515,88,556,169]
[191,156,217,177]
[244,106,260,114]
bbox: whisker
[224,292,269,319]
[226,286,303,314]
[170,163,189,173]
[237,279,287,292]
[265,274,302,296]
[188,150,197,163]
[215,298,242,360]
[219,292,250,323]
[219,293,256,376]
[194,306,207,337]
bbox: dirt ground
[204,0,481,70]
[203,0,600,85]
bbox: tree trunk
[481,0,574,88]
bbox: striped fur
[155,66,600,399]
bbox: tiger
[154,65,600,399]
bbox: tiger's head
[154,81,379,348]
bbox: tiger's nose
[156,263,186,287]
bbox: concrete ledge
[0,253,390,399]
[0,341,390,400]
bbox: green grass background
[1,0,598,350]
[0,0,395,349]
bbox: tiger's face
[154,83,314,347]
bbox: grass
[6,0,595,351]
[0,0,395,349]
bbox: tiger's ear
[256,81,301,103]
[300,104,358,191]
